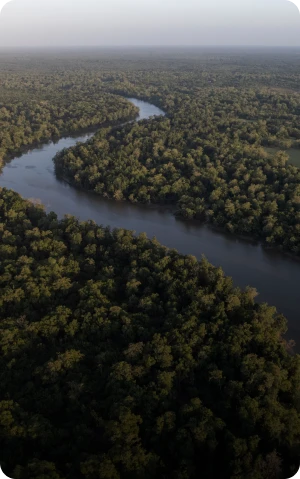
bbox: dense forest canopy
[0,93,138,164]
[2,49,300,253]
[1,49,300,478]
[3,50,296,253]
[0,187,299,479]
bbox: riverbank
[55,168,300,263]
[1,111,140,170]
[1,97,300,352]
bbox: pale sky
[0,0,299,47]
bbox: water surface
[1,98,300,349]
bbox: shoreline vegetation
[0,111,140,169]
[51,87,300,259]
[1,90,300,262]
[0,94,263,255]
[0,86,140,166]
[0,86,299,267]
[2,61,300,258]
[0,91,300,259]
[57,169,300,263]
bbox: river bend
[1,98,300,349]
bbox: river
[0,98,299,349]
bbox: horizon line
[0,44,300,49]
[0,44,300,51]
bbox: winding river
[1,98,300,349]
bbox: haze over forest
[0,0,299,47]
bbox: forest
[0,72,139,165]
[0,187,299,479]
[1,49,300,478]
[48,52,300,255]
[3,50,300,254]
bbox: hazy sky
[0,0,299,47]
